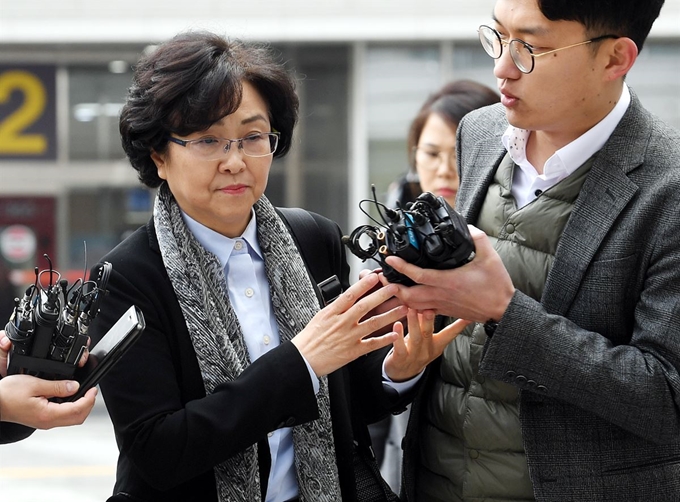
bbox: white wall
[1,0,677,43]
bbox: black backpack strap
[277,207,342,306]
[280,207,398,502]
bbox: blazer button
[515,375,527,385]
[285,417,296,427]
[526,379,537,389]
[505,371,516,381]
[537,385,548,393]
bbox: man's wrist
[485,288,514,337]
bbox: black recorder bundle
[343,189,476,285]
[5,256,145,402]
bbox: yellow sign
[0,66,56,160]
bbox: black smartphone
[65,305,146,402]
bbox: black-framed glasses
[167,132,280,160]
[478,25,618,74]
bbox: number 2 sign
[0,66,57,160]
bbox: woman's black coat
[91,213,406,502]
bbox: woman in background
[379,80,499,491]
[388,80,499,210]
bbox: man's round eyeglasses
[167,132,280,161]
[412,146,456,171]
[478,25,618,74]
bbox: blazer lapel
[457,114,507,223]
[541,93,649,315]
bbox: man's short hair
[538,0,665,52]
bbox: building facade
[0,0,678,279]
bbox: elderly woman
[90,31,466,502]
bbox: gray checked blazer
[451,90,680,501]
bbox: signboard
[0,225,37,264]
[0,197,56,267]
[0,65,57,160]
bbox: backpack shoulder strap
[277,207,329,281]
[277,207,342,305]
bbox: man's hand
[0,375,97,429]
[384,309,471,382]
[382,226,515,323]
[0,328,96,430]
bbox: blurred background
[0,1,679,500]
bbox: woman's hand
[0,331,10,378]
[384,309,471,382]
[357,268,405,337]
[292,272,408,377]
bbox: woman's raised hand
[384,309,471,382]
[292,272,407,377]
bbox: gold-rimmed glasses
[478,25,618,74]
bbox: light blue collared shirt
[503,83,631,208]
[184,210,299,502]
[183,210,421,501]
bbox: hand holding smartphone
[65,305,145,402]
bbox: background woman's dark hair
[407,80,499,169]
[120,31,299,188]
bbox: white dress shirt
[503,84,631,208]
[183,210,419,502]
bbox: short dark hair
[537,0,665,53]
[407,80,499,169]
[120,31,299,188]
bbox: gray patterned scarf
[153,183,342,502]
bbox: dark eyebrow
[241,114,268,126]
[213,114,269,127]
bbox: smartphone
[65,305,146,402]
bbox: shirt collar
[502,83,631,179]
[182,210,263,268]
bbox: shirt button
[267,431,274,438]
[245,288,254,298]
[263,335,271,345]
[234,241,244,251]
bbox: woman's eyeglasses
[167,132,280,161]
[413,146,456,171]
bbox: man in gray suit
[384,0,680,500]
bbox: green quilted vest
[416,153,593,502]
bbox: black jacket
[91,212,404,502]
[0,406,34,444]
